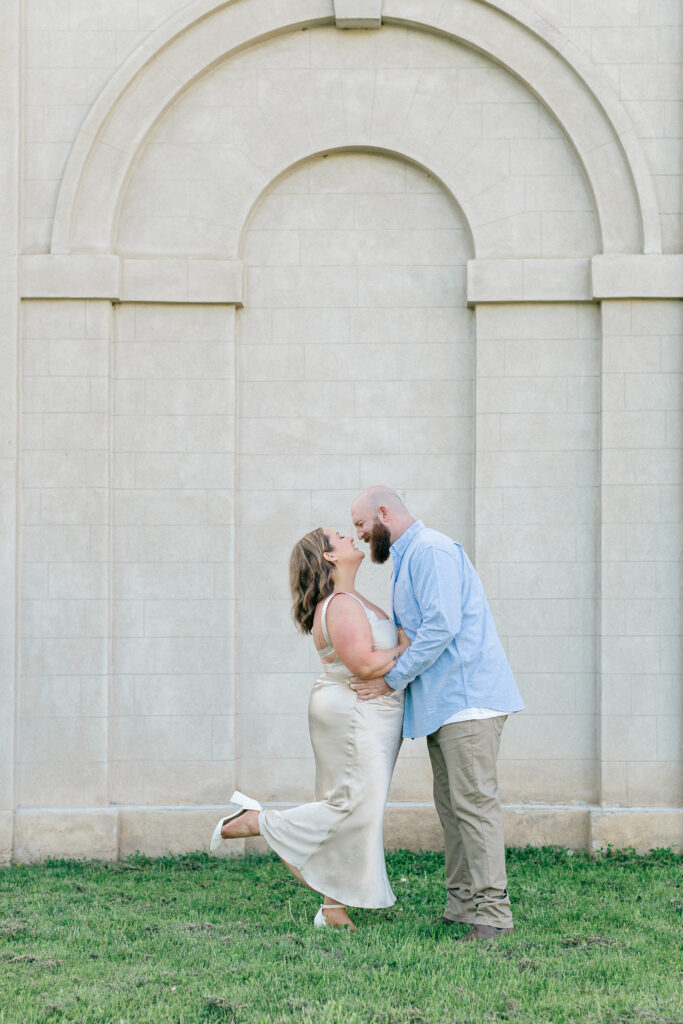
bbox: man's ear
[377,505,390,523]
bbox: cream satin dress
[258,592,404,908]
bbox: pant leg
[427,731,476,924]
[429,716,513,929]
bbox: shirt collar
[390,520,424,562]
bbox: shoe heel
[228,790,262,812]
[313,905,326,929]
[209,792,262,852]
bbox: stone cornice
[20,254,682,304]
[20,256,244,305]
[467,256,683,304]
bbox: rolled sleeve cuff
[385,665,409,691]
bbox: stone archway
[234,148,474,804]
[51,0,656,257]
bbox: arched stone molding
[235,145,477,263]
[51,0,659,259]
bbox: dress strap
[320,591,369,648]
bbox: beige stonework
[1,0,680,860]
[590,810,683,855]
[7,804,680,864]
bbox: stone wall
[1,0,680,861]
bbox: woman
[210,527,409,931]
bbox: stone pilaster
[0,0,21,864]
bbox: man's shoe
[458,924,514,942]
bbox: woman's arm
[325,595,409,679]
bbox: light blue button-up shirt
[384,521,524,739]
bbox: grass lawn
[0,846,680,1024]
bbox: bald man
[350,487,524,942]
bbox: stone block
[118,807,242,859]
[143,600,234,639]
[20,256,119,299]
[19,712,107,761]
[22,524,90,564]
[656,715,681,761]
[17,755,108,807]
[383,803,443,851]
[113,758,234,806]
[478,375,568,414]
[398,416,472,454]
[132,453,233,490]
[509,634,596,675]
[631,299,683,336]
[602,411,667,449]
[48,563,108,599]
[113,414,214,454]
[23,377,92,413]
[502,806,591,851]
[240,415,397,456]
[13,808,117,862]
[626,762,682,806]
[602,714,658,761]
[590,809,682,854]
[592,256,683,299]
[50,338,110,376]
[237,451,359,491]
[499,411,598,451]
[110,712,231,762]
[541,211,599,257]
[476,302,580,341]
[360,453,467,490]
[238,714,311,761]
[354,379,470,419]
[235,672,309,717]
[112,636,231,676]
[239,758,316,802]
[239,343,305,382]
[501,713,596,761]
[571,0,639,26]
[386,756,434,802]
[0,813,13,866]
[115,340,231,381]
[602,483,662,524]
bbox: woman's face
[324,529,364,568]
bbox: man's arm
[383,544,463,691]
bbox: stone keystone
[334,0,382,28]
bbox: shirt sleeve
[385,544,462,691]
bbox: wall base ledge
[3,803,680,864]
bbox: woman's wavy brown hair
[289,527,335,634]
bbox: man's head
[350,486,414,563]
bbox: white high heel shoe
[313,902,348,929]
[209,790,262,852]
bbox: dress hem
[259,820,396,910]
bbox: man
[349,486,524,942]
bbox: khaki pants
[427,716,512,929]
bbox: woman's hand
[397,627,411,653]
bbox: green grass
[0,847,681,1024]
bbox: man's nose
[356,526,364,540]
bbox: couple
[210,487,524,940]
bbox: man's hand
[349,675,394,701]
[397,626,411,652]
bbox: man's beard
[365,520,392,564]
